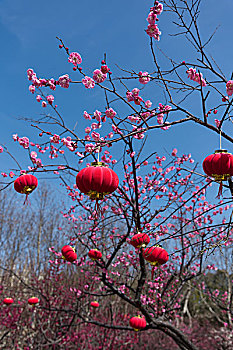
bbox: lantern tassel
[217,181,223,198]
[93,200,104,219]
[151,266,156,280]
[23,194,31,206]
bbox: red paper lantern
[90,301,99,308]
[143,245,169,266]
[88,249,102,261]
[76,162,119,200]
[61,245,77,263]
[203,149,233,195]
[3,297,14,305]
[129,316,146,331]
[28,297,39,305]
[129,233,150,248]
[14,174,38,202]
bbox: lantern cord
[220,130,222,150]
[97,145,100,162]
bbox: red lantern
[76,162,119,200]
[14,174,38,203]
[61,245,77,262]
[129,316,146,331]
[3,297,14,305]
[90,301,99,308]
[129,233,150,248]
[203,149,233,196]
[88,249,102,261]
[28,297,39,305]
[143,245,169,266]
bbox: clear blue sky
[1,0,233,175]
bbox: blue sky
[1,0,233,178]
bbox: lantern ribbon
[217,182,223,198]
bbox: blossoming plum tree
[1,1,233,349]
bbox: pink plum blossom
[0,146,3,153]
[132,88,139,96]
[82,76,95,89]
[157,114,164,124]
[31,151,37,159]
[46,95,54,104]
[94,110,102,122]
[27,68,35,80]
[85,143,95,153]
[9,171,15,178]
[186,67,207,86]
[145,100,152,108]
[147,12,157,25]
[68,52,82,66]
[85,127,91,134]
[91,122,101,130]
[126,91,134,102]
[91,131,100,141]
[83,111,91,120]
[139,71,150,84]
[58,74,71,88]
[101,65,110,74]
[154,2,163,15]
[93,69,107,83]
[36,95,42,102]
[50,134,60,143]
[105,108,116,119]
[226,80,233,96]
[215,119,221,128]
[18,137,29,149]
[42,101,47,107]
[146,24,161,40]
[29,85,35,94]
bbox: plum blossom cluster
[145,2,163,41]
[13,135,30,149]
[186,67,207,86]
[156,103,172,130]
[126,88,143,105]
[68,52,82,67]
[82,76,95,89]
[138,71,150,85]
[93,69,107,83]
[27,69,71,91]
[226,80,233,96]
[27,69,72,107]
[30,151,43,167]
[61,137,77,152]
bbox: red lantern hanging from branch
[76,162,119,200]
[61,245,77,263]
[202,149,233,196]
[129,233,150,248]
[143,245,169,279]
[28,297,39,306]
[143,245,169,266]
[90,301,99,308]
[3,297,14,305]
[88,249,102,261]
[129,316,146,331]
[14,174,38,203]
